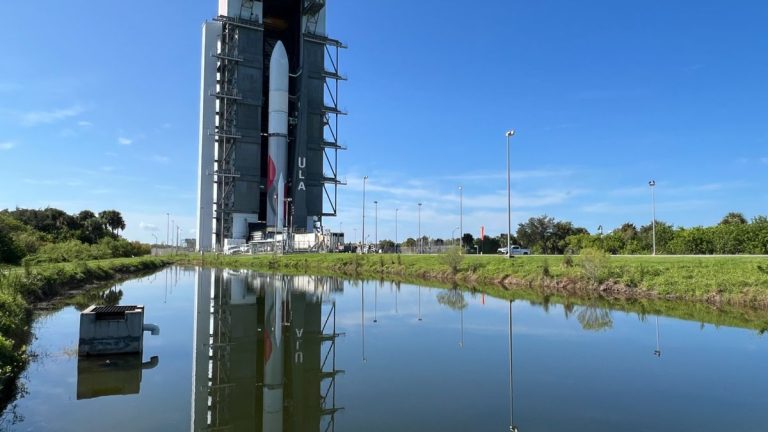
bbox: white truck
[497,245,531,255]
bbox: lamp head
[649,180,656,187]
[506,130,515,137]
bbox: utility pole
[459,185,463,253]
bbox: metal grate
[91,305,142,314]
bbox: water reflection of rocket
[267,41,289,231]
[263,276,285,431]
[192,270,342,431]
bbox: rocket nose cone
[269,40,289,89]
[271,40,288,65]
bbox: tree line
[0,207,148,265]
[372,212,768,255]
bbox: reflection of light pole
[362,176,368,253]
[361,283,366,363]
[418,285,422,321]
[654,316,662,357]
[395,282,399,314]
[459,306,464,348]
[506,130,515,259]
[509,300,518,432]
[374,281,379,323]
[649,180,657,255]
[459,186,463,253]
[418,203,422,254]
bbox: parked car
[497,245,531,255]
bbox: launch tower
[196,0,346,251]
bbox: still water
[3,267,768,431]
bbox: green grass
[173,252,768,333]
[174,252,768,306]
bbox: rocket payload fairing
[267,41,289,232]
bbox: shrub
[580,248,610,285]
[440,247,464,275]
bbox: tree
[473,235,500,254]
[436,289,468,310]
[516,215,587,254]
[719,212,748,225]
[98,210,126,235]
[576,306,613,331]
[461,233,474,251]
[0,228,24,264]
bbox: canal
[2,266,767,431]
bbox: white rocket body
[267,41,289,232]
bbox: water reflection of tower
[654,316,662,358]
[191,269,343,431]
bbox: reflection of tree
[576,306,613,331]
[436,289,467,311]
[71,288,124,311]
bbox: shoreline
[0,256,170,409]
[171,252,768,332]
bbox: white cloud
[0,141,15,150]
[77,120,93,127]
[117,137,133,145]
[139,222,160,232]
[21,105,84,126]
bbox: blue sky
[1,0,767,244]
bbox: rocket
[267,41,289,232]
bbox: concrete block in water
[78,305,159,356]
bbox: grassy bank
[175,252,768,306]
[0,256,169,398]
[171,252,768,333]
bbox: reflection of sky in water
[5,268,768,431]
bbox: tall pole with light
[506,130,515,259]
[417,202,422,254]
[649,180,657,255]
[459,186,463,253]
[362,176,368,252]
[374,200,378,252]
[395,208,399,254]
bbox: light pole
[506,130,515,259]
[418,202,422,254]
[152,233,158,245]
[649,180,656,255]
[362,176,368,253]
[374,200,378,252]
[166,213,170,245]
[395,208,399,254]
[459,186,463,253]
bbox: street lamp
[649,180,656,255]
[506,130,515,259]
[459,185,463,253]
[362,176,368,253]
[374,200,378,252]
[395,208,399,254]
[417,203,422,254]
